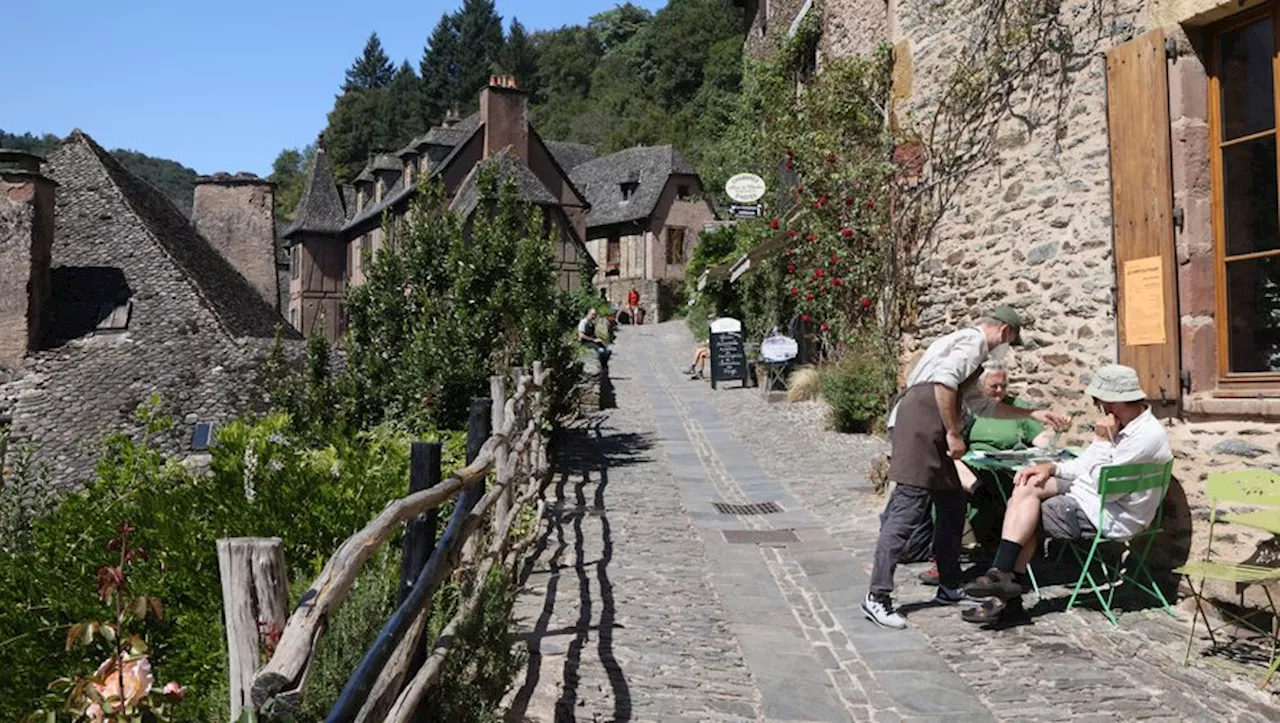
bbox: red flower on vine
[861,298,873,308]
[790,287,799,296]
[833,278,843,286]
[805,293,815,301]
[841,227,853,238]
[802,314,811,322]
[821,322,830,331]
[787,264,796,273]
[788,229,798,238]
[845,198,855,207]
[805,233,816,242]
[831,254,840,264]
[866,198,876,210]
[770,218,780,230]
[814,269,825,278]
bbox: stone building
[0,132,296,487]
[284,76,597,342]
[571,146,717,322]
[747,0,1280,567]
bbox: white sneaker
[862,593,907,629]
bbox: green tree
[588,3,653,52]
[325,88,387,184]
[451,0,506,108]
[420,13,461,123]
[268,144,316,221]
[382,61,428,145]
[344,32,396,91]
[502,19,540,94]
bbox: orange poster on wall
[1123,255,1166,346]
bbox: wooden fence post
[218,538,289,721]
[399,442,441,606]
[491,377,509,523]
[460,398,491,561]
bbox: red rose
[770,218,780,229]
[805,233,816,242]
[841,227,853,238]
[833,278,843,286]
[821,322,830,331]
[788,229,798,238]
[805,293,815,301]
[866,198,875,210]
[802,314,811,322]
[814,269,825,278]
[861,297,873,308]
[831,254,840,264]
[790,287,799,296]
[787,264,796,273]
[845,198,855,207]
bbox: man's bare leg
[1000,479,1060,573]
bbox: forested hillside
[0,130,200,214]
[269,0,745,220]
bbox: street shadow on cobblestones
[508,416,651,722]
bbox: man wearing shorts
[962,364,1173,622]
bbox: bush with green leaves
[0,398,455,722]
[819,340,895,434]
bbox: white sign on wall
[725,173,767,204]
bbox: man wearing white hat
[962,364,1173,622]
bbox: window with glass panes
[1211,6,1280,377]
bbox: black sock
[992,539,1022,572]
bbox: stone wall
[191,176,278,312]
[821,0,888,61]
[0,159,54,374]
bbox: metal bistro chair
[1041,460,1175,626]
[1173,469,1280,688]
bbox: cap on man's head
[1085,364,1147,403]
[987,305,1024,346]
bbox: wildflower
[770,218,780,230]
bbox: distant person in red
[627,287,643,324]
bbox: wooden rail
[246,363,553,720]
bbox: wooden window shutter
[1106,29,1182,403]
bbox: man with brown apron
[862,306,1070,629]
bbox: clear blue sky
[2,0,666,176]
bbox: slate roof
[370,153,401,173]
[0,130,296,487]
[421,113,481,147]
[545,141,598,172]
[284,146,347,238]
[449,147,560,218]
[570,145,699,228]
[62,131,287,339]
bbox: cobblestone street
[506,322,1280,723]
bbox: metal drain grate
[723,529,799,545]
[712,501,783,515]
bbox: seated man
[577,308,611,365]
[961,364,1172,622]
[685,344,710,380]
[917,362,1053,583]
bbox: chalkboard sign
[709,317,748,390]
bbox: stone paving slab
[507,321,1280,722]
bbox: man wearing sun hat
[863,306,1072,630]
[961,364,1173,623]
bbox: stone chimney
[191,173,279,311]
[0,149,55,373]
[479,75,529,161]
[443,108,462,128]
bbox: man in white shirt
[963,364,1173,623]
[863,306,1070,630]
[577,308,610,364]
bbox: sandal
[961,597,1007,624]
[964,568,1022,600]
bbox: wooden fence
[219,363,553,722]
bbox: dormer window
[620,181,639,201]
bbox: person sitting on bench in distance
[962,364,1172,623]
[577,308,611,365]
[686,343,710,379]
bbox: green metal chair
[1055,460,1175,626]
[1172,469,1280,688]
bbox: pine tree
[503,19,540,95]
[325,88,387,183]
[382,61,427,147]
[450,0,506,109]
[420,13,461,124]
[344,32,396,91]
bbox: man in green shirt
[919,362,1052,584]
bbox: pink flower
[93,654,153,708]
[802,314,812,322]
[163,681,187,702]
[84,703,104,722]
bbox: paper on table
[1123,255,1166,346]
